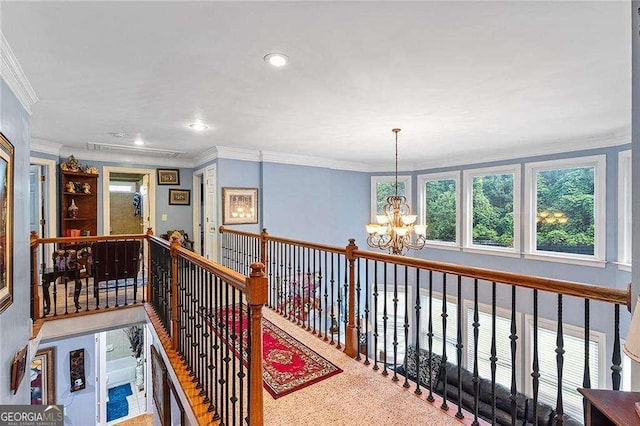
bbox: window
[375,284,412,363]
[419,291,459,364]
[618,150,632,269]
[109,181,136,193]
[525,156,605,264]
[465,302,520,389]
[371,175,412,220]
[463,165,520,253]
[418,172,459,246]
[525,317,604,423]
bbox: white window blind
[466,307,514,389]
[420,294,458,364]
[531,324,600,423]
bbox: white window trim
[417,171,461,247]
[463,299,523,390]
[462,164,521,255]
[523,314,606,398]
[523,155,606,265]
[617,150,632,269]
[370,175,413,222]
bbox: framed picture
[151,345,170,426]
[0,132,14,314]
[69,349,85,392]
[222,187,258,225]
[157,168,180,185]
[31,347,55,405]
[168,189,191,206]
[10,345,28,394]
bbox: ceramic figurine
[68,199,79,218]
[67,155,80,171]
[66,181,76,193]
[82,183,91,194]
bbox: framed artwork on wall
[168,189,191,206]
[157,168,180,185]
[0,132,14,314]
[31,347,55,405]
[10,345,28,394]
[151,345,170,426]
[222,187,258,225]
[69,349,85,392]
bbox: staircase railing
[219,226,632,425]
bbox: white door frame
[102,166,156,236]
[96,331,107,424]
[192,167,205,254]
[29,157,57,238]
[204,165,217,261]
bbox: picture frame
[0,132,14,314]
[31,347,55,405]
[69,348,85,392]
[168,189,191,206]
[10,345,28,394]
[222,187,258,225]
[151,345,170,426]
[157,168,180,186]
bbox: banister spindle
[490,282,497,424]
[441,272,448,411]
[456,275,463,419]
[472,279,480,426]
[555,294,565,425]
[510,285,518,425]
[612,303,622,390]
[414,269,422,395]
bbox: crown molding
[0,33,38,115]
[216,146,262,162]
[413,130,631,171]
[30,138,62,156]
[60,147,193,168]
[260,150,372,172]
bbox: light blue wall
[0,79,32,403]
[46,334,96,425]
[262,162,369,246]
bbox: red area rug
[216,305,342,399]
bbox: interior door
[204,165,217,260]
[141,174,150,233]
[29,165,42,235]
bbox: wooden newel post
[260,228,269,269]
[30,232,40,319]
[170,237,181,351]
[146,228,154,303]
[345,239,358,358]
[247,262,267,426]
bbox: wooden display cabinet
[60,170,99,237]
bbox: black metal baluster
[427,270,434,403]
[336,255,343,349]
[330,252,336,345]
[230,288,237,426]
[441,272,448,411]
[583,299,591,421]
[555,294,565,425]
[413,268,421,394]
[382,262,388,376]
[612,304,622,390]
[532,289,540,426]
[296,245,302,326]
[342,256,348,348]
[472,279,479,426]
[392,264,399,382]
[373,261,379,371]
[490,282,497,424]
[312,249,318,334]
[322,251,328,341]
[456,275,463,419]
[510,285,517,426]
[364,259,370,366]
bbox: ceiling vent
[87,142,185,158]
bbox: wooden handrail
[32,233,148,246]
[354,249,631,309]
[219,226,346,255]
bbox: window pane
[472,174,514,248]
[535,167,594,255]
[377,181,406,215]
[424,179,456,242]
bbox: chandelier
[365,128,427,255]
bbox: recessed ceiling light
[189,121,209,131]
[133,139,144,146]
[264,53,289,67]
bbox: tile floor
[108,381,147,425]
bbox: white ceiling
[1,1,631,170]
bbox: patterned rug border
[209,304,343,399]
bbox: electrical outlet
[162,214,167,221]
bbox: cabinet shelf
[63,217,93,221]
[60,170,98,237]
[63,192,92,196]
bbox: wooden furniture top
[578,388,640,426]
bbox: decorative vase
[68,199,79,218]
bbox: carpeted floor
[107,383,132,422]
[215,305,342,398]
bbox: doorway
[192,165,217,260]
[96,324,148,424]
[29,157,57,268]
[102,167,155,236]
